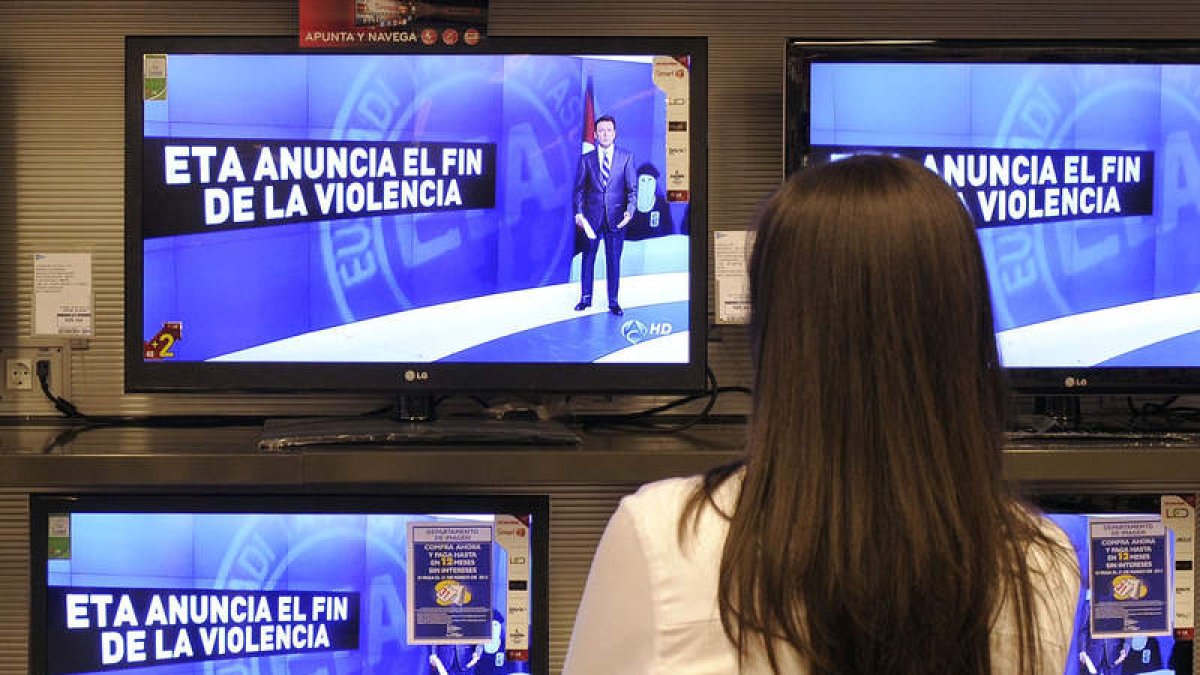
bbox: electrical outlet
[6,358,33,390]
[0,343,70,413]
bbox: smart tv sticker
[143,54,167,101]
[47,513,70,559]
[653,55,690,202]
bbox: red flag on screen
[582,74,596,152]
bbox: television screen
[126,35,707,394]
[1038,494,1193,675]
[29,493,548,675]
[786,39,1200,393]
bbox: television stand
[256,415,581,452]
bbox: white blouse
[563,474,1080,675]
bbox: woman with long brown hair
[563,155,1079,675]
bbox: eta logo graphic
[621,320,673,345]
[323,55,577,324]
[404,370,429,382]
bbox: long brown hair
[683,155,1071,675]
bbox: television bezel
[124,34,709,395]
[28,491,552,675]
[785,38,1200,395]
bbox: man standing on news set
[573,114,637,316]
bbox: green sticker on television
[47,513,70,559]
[143,54,167,101]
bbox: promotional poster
[1049,513,1182,675]
[806,61,1200,370]
[138,50,695,366]
[299,0,489,48]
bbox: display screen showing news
[804,58,1200,372]
[138,49,695,366]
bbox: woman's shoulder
[629,473,704,500]
[1012,505,1081,613]
[615,472,743,550]
[1021,506,1078,557]
[616,475,703,527]
[624,471,742,515]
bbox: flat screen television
[29,492,549,675]
[786,39,1200,394]
[1037,493,1194,675]
[125,35,707,396]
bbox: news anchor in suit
[573,115,637,316]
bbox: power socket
[6,358,33,390]
[0,344,70,413]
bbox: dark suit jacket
[573,145,637,231]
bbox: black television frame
[124,35,709,396]
[785,38,1200,395]
[29,491,551,675]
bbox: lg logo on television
[404,370,429,382]
[621,320,673,345]
[1063,376,1089,388]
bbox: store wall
[3,3,1200,675]
[5,0,1200,419]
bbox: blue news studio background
[808,62,1200,366]
[143,53,683,362]
[49,512,518,675]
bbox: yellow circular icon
[1111,574,1148,600]
[434,579,472,606]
